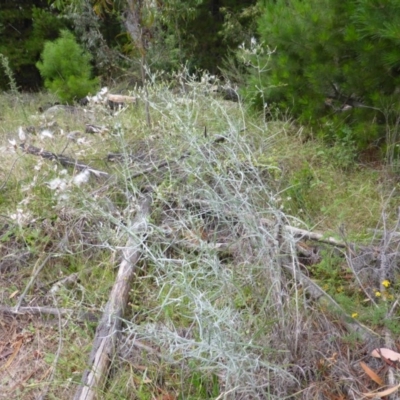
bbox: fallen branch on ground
[167,212,377,342]
[49,273,79,295]
[281,264,378,341]
[20,143,109,178]
[0,305,99,322]
[260,218,347,248]
[162,216,348,258]
[74,195,152,400]
[1,305,70,317]
[108,135,226,179]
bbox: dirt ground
[0,311,75,399]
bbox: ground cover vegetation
[2,0,400,399]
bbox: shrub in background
[0,3,69,90]
[36,30,99,103]
[143,0,258,74]
[245,0,400,152]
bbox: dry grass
[1,73,400,399]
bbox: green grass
[1,73,400,399]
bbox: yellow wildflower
[351,313,358,318]
[375,291,381,297]
[382,280,391,288]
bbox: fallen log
[73,195,152,400]
[107,94,137,104]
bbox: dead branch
[1,305,70,317]
[20,144,109,178]
[260,218,347,248]
[163,217,344,257]
[165,209,377,342]
[281,264,378,341]
[130,151,190,179]
[169,202,346,250]
[49,273,79,295]
[108,135,226,179]
[73,195,152,400]
[288,226,346,247]
[172,223,378,342]
[0,305,99,322]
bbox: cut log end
[107,94,137,110]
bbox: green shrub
[36,30,99,103]
[244,0,400,151]
[0,4,69,90]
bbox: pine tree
[36,30,99,103]
[0,0,67,90]
[247,0,400,149]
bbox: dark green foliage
[150,0,258,74]
[180,0,242,73]
[1,0,258,89]
[67,2,127,81]
[245,0,400,149]
[36,30,99,103]
[0,1,69,90]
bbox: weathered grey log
[73,195,152,400]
